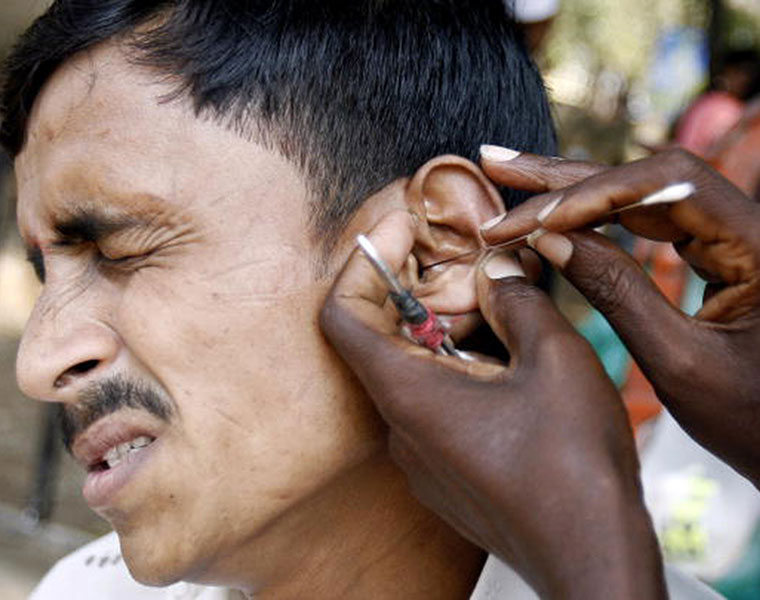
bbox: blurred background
[0,5,109,600]
[1,0,759,598]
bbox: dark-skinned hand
[320,210,666,600]
[480,147,760,489]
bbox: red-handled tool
[356,235,467,359]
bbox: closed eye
[26,247,45,283]
[96,247,156,272]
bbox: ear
[405,155,505,321]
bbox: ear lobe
[404,155,505,320]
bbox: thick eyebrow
[53,209,146,245]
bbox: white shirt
[30,533,226,600]
[32,531,722,599]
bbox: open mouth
[89,435,157,472]
[74,414,167,509]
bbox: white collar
[31,532,723,599]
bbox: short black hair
[0,0,555,248]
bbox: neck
[238,454,485,598]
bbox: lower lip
[82,441,158,509]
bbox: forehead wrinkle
[31,49,107,150]
[27,44,187,162]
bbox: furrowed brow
[53,209,145,244]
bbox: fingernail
[529,232,573,268]
[480,213,507,232]
[480,144,521,162]
[536,196,562,223]
[526,227,547,248]
[482,250,526,280]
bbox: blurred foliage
[724,2,760,48]
[544,0,712,82]
[541,0,760,160]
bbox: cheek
[115,258,382,427]
[115,271,301,390]
[108,270,389,570]
[112,267,374,445]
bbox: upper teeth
[103,436,153,469]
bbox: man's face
[14,43,387,586]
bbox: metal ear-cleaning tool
[356,235,470,360]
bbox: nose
[16,291,121,404]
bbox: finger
[479,146,607,193]
[483,150,703,249]
[320,208,426,389]
[320,211,478,431]
[537,150,757,244]
[534,229,694,378]
[330,209,417,306]
[675,219,760,322]
[537,153,694,236]
[478,150,607,247]
[479,189,564,248]
[321,283,455,431]
[483,150,760,253]
[325,209,417,334]
[476,251,586,370]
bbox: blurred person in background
[708,89,760,202]
[674,48,760,158]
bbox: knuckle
[548,156,606,185]
[660,148,702,177]
[574,258,637,318]
[491,280,545,309]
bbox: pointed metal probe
[356,235,467,359]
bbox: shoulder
[30,531,228,600]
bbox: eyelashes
[24,243,154,286]
[26,246,45,283]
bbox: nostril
[69,359,99,375]
[54,360,100,388]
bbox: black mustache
[61,377,174,453]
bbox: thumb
[321,209,417,338]
[531,229,692,378]
[319,209,455,429]
[476,251,585,370]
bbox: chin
[117,528,197,588]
